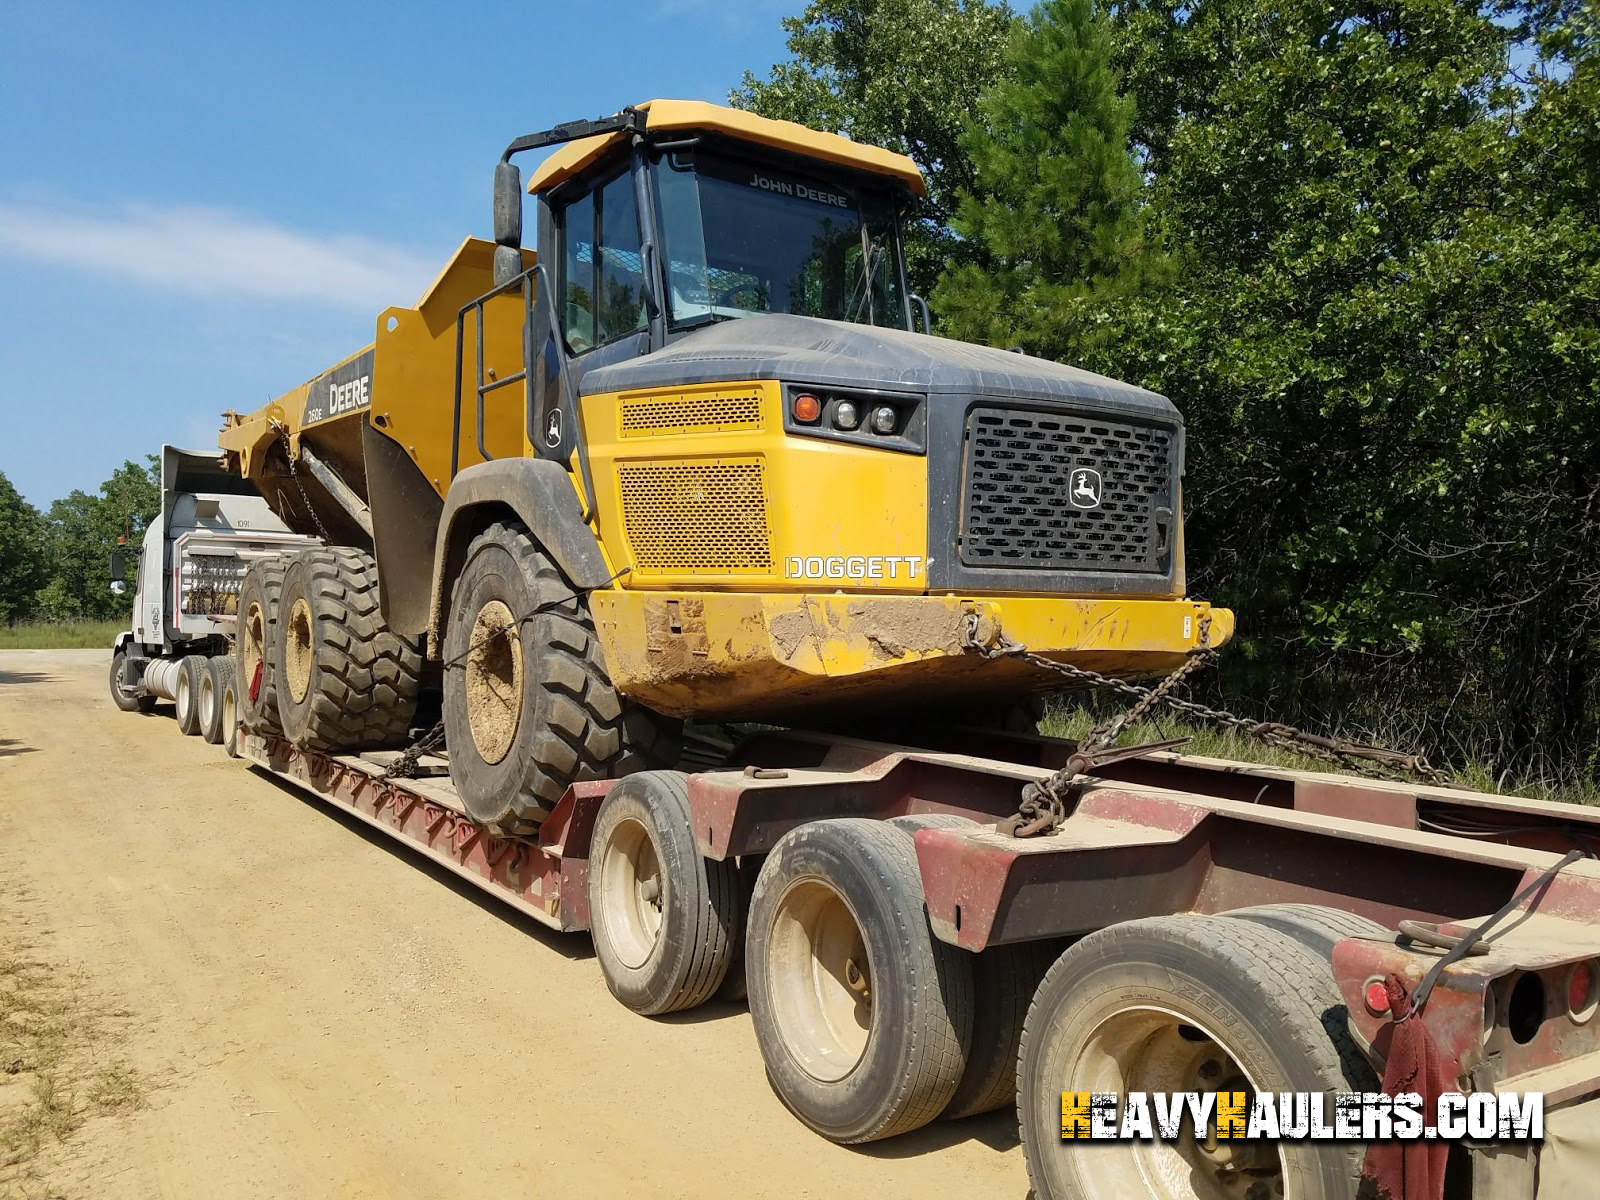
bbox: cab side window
[560,168,647,355]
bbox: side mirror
[492,162,525,288]
[109,580,127,596]
[109,548,127,579]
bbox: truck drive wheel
[588,771,741,1015]
[237,559,288,735]
[175,656,204,735]
[441,520,680,833]
[274,548,422,752]
[1018,915,1379,1200]
[199,656,235,745]
[109,649,154,713]
[746,818,974,1143]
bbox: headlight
[782,385,926,455]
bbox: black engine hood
[579,315,1179,425]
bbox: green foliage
[0,471,45,624]
[2,458,159,625]
[732,0,1016,293]
[933,0,1148,357]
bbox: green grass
[0,621,125,651]
[1040,699,1596,805]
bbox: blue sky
[0,0,795,508]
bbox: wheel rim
[463,600,523,765]
[112,655,132,701]
[284,598,314,704]
[242,602,266,700]
[176,669,191,717]
[766,877,873,1083]
[600,816,665,968]
[222,687,236,742]
[198,672,216,728]
[1065,1005,1285,1200]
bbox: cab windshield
[653,149,907,331]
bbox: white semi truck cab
[109,446,316,733]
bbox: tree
[932,0,1148,358]
[1078,0,1600,773]
[0,470,45,623]
[35,458,159,621]
[733,0,1017,294]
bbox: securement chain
[962,611,1455,837]
[272,421,332,543]
[380,721,447,781]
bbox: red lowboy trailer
[236,723,1600,1200]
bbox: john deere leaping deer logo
[1069,467,1103,510]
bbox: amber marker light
[793,393,822,423]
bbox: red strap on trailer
[1362,975,1451,1200]
[249,660,263,705]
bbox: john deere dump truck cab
[220,100,1230,834]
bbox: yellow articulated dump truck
[219,99,1232,832]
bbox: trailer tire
[747,818,973,1143]
[1019,914,1377,1200]
[199,656,234,745]
[945,940,1057,1120]
[588,771,741,1015]
[237,559,288,736]
[274,548,422,752]
[442,521,680,833]
[1225,902,1393,961]
[222,673,241,758]
[109,649,154,713]
[175,656,203,735]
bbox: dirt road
[0,649,1025,1199]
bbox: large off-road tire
[588,771,742,1015]
[237,559,288,735]
[1019,914,1380,1200]
[109,649,154,713]
[199,656,235,745]
[175,656,204,736]
[441,521,680,832]
[273,548,422,752]
[747,818,974,1144]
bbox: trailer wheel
[222,672,241,758]
[199,656,235,745]
[747,818,973,1143]
[175,656,204,735]
[274,548,422,752]
[588,771,741,1015]
[1019,915,1376,1200]
[1225,902,1393,961]
[945,940,1057,1120]
[237,559,288,735]
[109,649,154,713]
[442,521,680,832]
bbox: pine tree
[932,0,1146,358]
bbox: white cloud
[0,200,439,313]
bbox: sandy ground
[0,649,1026,1199]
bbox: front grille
[619,459,773,575]
[619,390,763,438]
[960,407,1175,572]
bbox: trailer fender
[428,458,611,643]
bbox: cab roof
[525,99,927,199]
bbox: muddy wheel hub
[284,598,314,704]
[464,600,523,765]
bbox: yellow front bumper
[589,590,1234,720]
